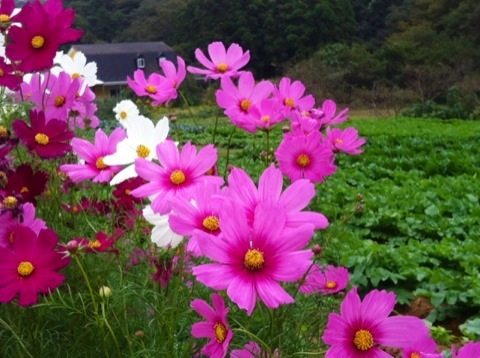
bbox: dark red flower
[5,164,48,205]
[72,229,123,255]
[0,0,15,30]
[112,177,146,209]
[13,110,73,159]
[0,56,19,90]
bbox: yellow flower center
[244,249,264,271]
[145,84,157,94]
[353,329,374,351]
[0,125,7,138]
[88,240,102,249]
[325,281,337,289]
[216,63,228,73]
[125,189,131,195]
[20,186,29,193]
[261,115,270,123]
[31,35,45,49]
[71,73,81,79]
[120,111,127,119]
[240,99,251,112]
[296,154,310,168]
[54,95,66,107]
[214,323,227,343]
[96,157,108,170]
[334,138,344,145]
[284,98,295,107]
[202,215,219,232]
[170,170,186,185]
[136,144,150,158]
[35,133,50,145]
[0,14,10,22]
[411,353,421,358]
[17,261,35,277]
[8,231,15,244]
[2,196,18,209]
[0,68,3,77]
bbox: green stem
[212,110,220,146]
[101,302,122,357]
[73,255,98,316]
[223,126,237,180]
[178,90,200,131]
[231,327,272,356]
[0,317,34,358]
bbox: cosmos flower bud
[99,286,112,299]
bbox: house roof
[70,42,176,85]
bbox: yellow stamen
[284,98,295,107]
[296,154,310,168]
[136,144,150,158]
[145,84,157,94]
[2,196,17,209]
[325,281,337,289]
[0,69,4,77]
[120,111,127,119]
[71,73,81,79]
[20,186,29,194]
[0,125,8,138]
[31,35,45,49]
[353,329,374,351]
[170,170,186,185]
[0,14,10,22]
[216,63,228,73]
[96,157,108,170]
[261,115,270,123]
[214,323,227,343]
[335,138,344,145]
[244,249,264,271]
[35,133,49,145]
[125,189,131,195]
[17,261,35,277]
[411,353,421,358]
[88,240,101,249]
[54,95,66,107]
[240,99,251,112]
[8,231,14,244]
[202,215,219,232]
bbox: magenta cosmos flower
[44,71,82,122]
[193,201,314,315]
[216,71,274,133]
[275,131,336,183]
[153,56,186,105]
[315,99,349,128]
[0,56,19,90]
[13,110,74,159]
[300,264,349,295]
[273,77,315,114]
[401,336,439,358]
[452,342,480,358]
[168,182,224,256]
[224,164,328,230]
[0,226,70,306]
[6,0,83,73]
[231,342,262,358]
[127,69,171,102]
[322,287,430,357]
[187,41,250,80]
[325,127,366,155]
[131,140,223,215]
[191,293,233,358]
[60,127,126,183]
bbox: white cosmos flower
[143,206,183,248]
[103,116,170,185]
[113,100,140,127]
[51,51,99,88]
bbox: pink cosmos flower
[0,226,70,306]
[71,230,123,255]
[12,110,74,159]
[60,127,126,183]
[322,287,430,357]
[250,98,286,131]
[131,140,223,215]
[231,342,262,358]
[224,164,328,230]
[216,71,274,132]
[300,264,349,295]
[191,293,233,358]
[315,99,349,128]
[289,109,322,136]
[0,56,19,90]
[0,0,15,28]
[127,69,171,102]
[193,201,314,315]
[452,342,480,357]
[187,41,250,80]
[44,71,82,122]
[151,56,186,105]
[402,336,439,358]
[168,182,224,256]
[0,203,46,249]
[273,77,315,114]
[325,127,366,155]
[275,131,336,183]
[6,0,83,73]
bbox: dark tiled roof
[71,42,176,85]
